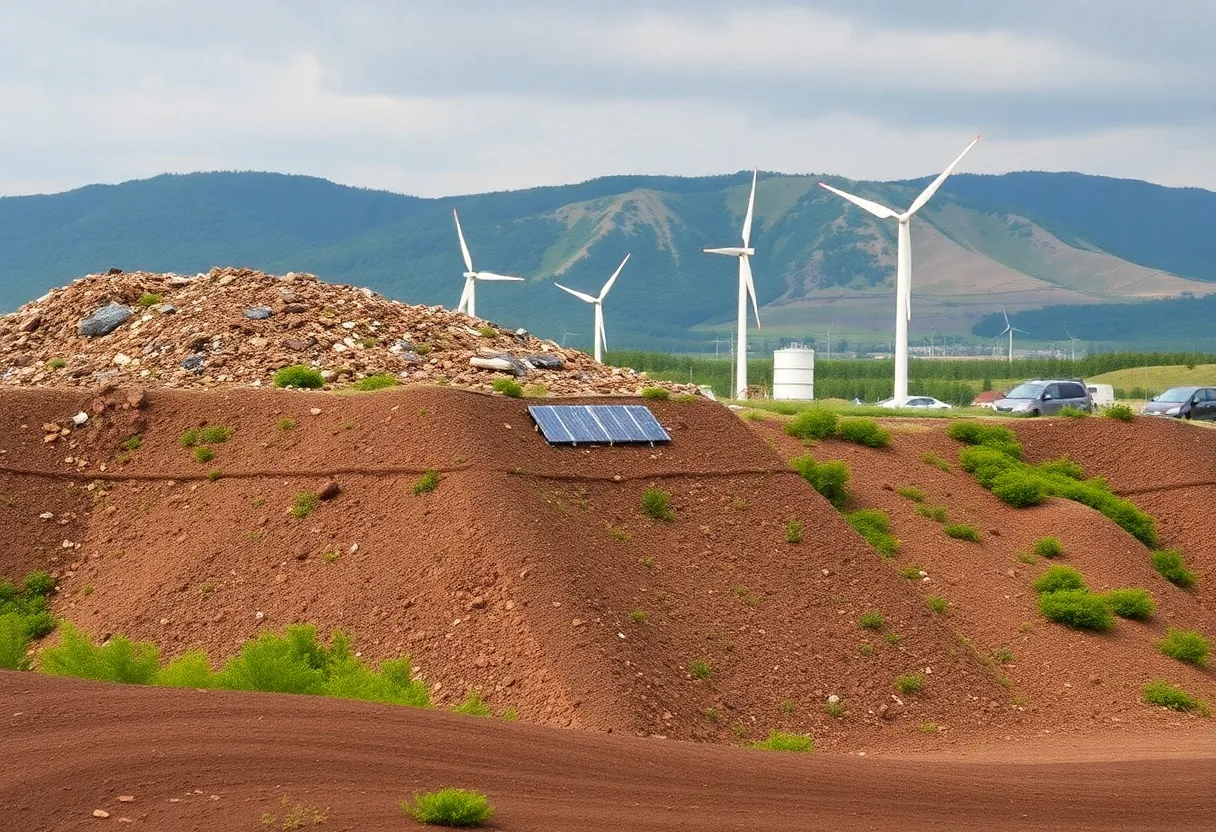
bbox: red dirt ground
[749,414,1216,734]
[2,386,1017,750]
[3,673,1215,832]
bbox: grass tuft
[1151,548,1196,588]
[1103,404,1135,422]
[837,418,890,448]
[1038,590,1113,631]
[784,519,804,544]
[896,486,925,502]
[492,377,523,397]
[354,373,397,391]
[1033,537,1064,558]
[926,595,948,614]
[1033,565,1087,594]
[749,730,813,752]
[451,691,493,717]
[689,659,711,680]
[413,469,440,496]
[290,492,319,518]
[273,365,324,389]
[943,523,981,543]
[847,509,899,557]
[1142,680,1208,714]
[858,612,885,631]
[640,486,675,521]
[1157,629,1209,667]
[403,789,494,827]
[790,454,850,507]
[915,503,947,522]
[921,451,952,472]
[784,408,839,441]
[641,387,670,400]
[895,673,925,695]
[1104,588,1155,620]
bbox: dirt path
[3,674,1214,832]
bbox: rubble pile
[0,268,698,397]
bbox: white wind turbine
[704,168,761,400]
[554,254,630,364]
[1065,327,1080,361]
[452,209,524,320]
[995,308,1028,364]
[818,136,980,404]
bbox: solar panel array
[528,404,671,446]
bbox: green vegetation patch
[640,486,675,521]
[896,673,926,695]
[290,492,320,518]
[1142,680,1208,715]
[943,523,981,543]
[353,373,398,391]
[641,387,669,400]
[1157,629,1209,667]
[1033,565,1087,594]
[273,365,324,389]
[180,425,232,447]
[784,407,839,441]
[1151,548,1196,588]
[1104,588,1155,620]
[413,469,440,496]
[451,691,492,717]
[790,454,849,508]
[915,503,947,522]
[836,417,890,448]
[1034,537,1064,558]
[749,730,813,752]
[858,612,884,631]
[896,486,925,502]
[492,377,523,397]
[1038,590,1114,632]
[1103,404,1135,422]
[403,788,494,827]
[847,509,899,557]
[784,519,804,544]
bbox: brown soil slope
[751,416,1216,732]
[1,386,1012,748]
[4,673,1216,832]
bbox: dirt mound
[748,415,1216,732]
[4,673,1216,832]
[0,267,696,396]
[2,385,1019,748]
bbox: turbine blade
[596,304,607,354]
[453,209,473,273]
[818,183,899,219]
[741,255,761,330]
[1002,307,1010,327]
[458,276,472,314]
[906,134,981,217]
[555,283,597,304]
[599,253,629,301]
[742,168,757,247]
[475,272,525,282]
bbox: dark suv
[992,379,1093,416]
[1142,387,1216,420]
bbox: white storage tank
[773,344,815,400]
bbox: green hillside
[2,169,1214,353]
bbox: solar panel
[528,404,671,446]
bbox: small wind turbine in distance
[704,168,761,399]
[452,209,525,320]
[1065,327,1080,361]
[818,136,980,404]
[995,308,1028,364]
[554,254,630,364]
[825,322,834,360]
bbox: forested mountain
[2,169,1213,351]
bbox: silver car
[993,379,1093,416]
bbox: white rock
[342,321,357,329]
[827,693,841,704]
[113,353,132,366]
[72,411,89,425]
[39,512,54,520]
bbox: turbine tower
[453,209,524,320]
[1065,327,1080,361]
[554,254,630,364]
[995,308,1027,364]
[704,168,761,399]
[818,136,980,404]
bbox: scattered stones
[77,303,132,337]
[318,481,341,501]
[243,307,273,320]
[180,354,205,373]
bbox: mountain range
[2,169,1214,352]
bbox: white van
[1087,383,1115,407]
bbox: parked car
[1086,383,1115,407]
[992,379,1093,416]
[1141,386,1216,420]
[877,396,953,410]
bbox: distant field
[1088,364,1216,396]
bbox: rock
[282,303,309,314]
[243,307,273,320]
[180,354,206,373]
[93,809,110,818]
[523,354,563,370]
[318,481,341,501]
[72,411,89,425]
[78,303,133,337]
[112,353,132,366]
[19,315,41,333]
[117,796,135,803]
[470,353,528,376]
[281,338,307,352]
[156,304,177,315]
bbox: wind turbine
[704,168,761,399]
[818,136,980,404]
[554,254,630,363]
[453,209,524,320]
[995,308,1028,364]
[1065,327,1080,361]
[825,322,834,360]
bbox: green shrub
[1103,404,1135,422]
[23,571,56,597]
[959,446,1021,488]
[413,469,440,496]
[1104,588,1155,620]
[1142,680,1207,714]
[1037,458,1085,480]
[899,565,923,580]
[837,418,890,448]
[631,609,647,624]
[291,492,319,518]
[689,659,711,680]
[353,374,397,391]
[154,651,219,688]
[641,486,675,521]
[46,357,67,370]
[921,452,951,472]
[523,383,548,398]
[478,325,497,338]
[847,509,899,557]
[991,472,1045,507]
[1057,405,1088,418]
[40,623,160,684]
[1033,565,1087,594]
[947,421,1023,458]
[120,435,142,451]
[451,691,492,717]
[926,595,948,614]
[858,612,884,631]
[790,455,850,508]
[749,730,813,752]
[784,407,839,441]
[915,503,947,522]
[0,613,33,670]
[896,673,925,695]
[191,446,214,463]
[1151,549,1196,588]
[1033,537,1064,558]
[896,486,925,502]
[641,387,669,400]
[943,523,981,543]
[1158,629,1209,667]
[1038,590,1113,631]
[136,292,162,308]
[492,377,522,397]
[784,519,804,544]
[180,425,232,447]
[403,789,494,827]
[274,365,324,389]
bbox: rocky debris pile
[0,268,699,397]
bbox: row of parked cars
[876,380,1216,419]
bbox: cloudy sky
[1,1,1213,197]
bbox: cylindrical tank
[772,344,815,400]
